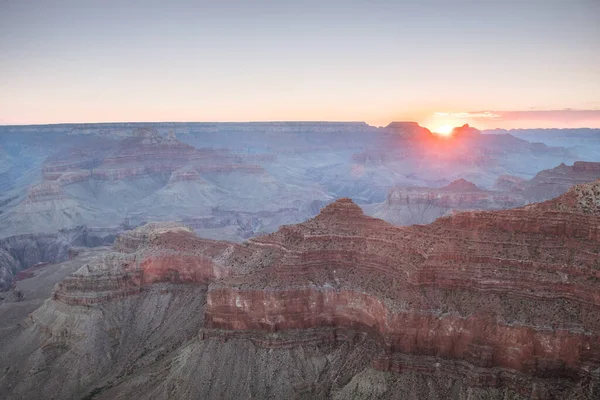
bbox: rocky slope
[1,180,600,399]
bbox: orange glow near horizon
[432,125,454,137]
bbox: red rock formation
[54,223,237,305]
[574,161,600,173]
[51,182,600,397]
[201,186,600,397]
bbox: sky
[1,0,599,130]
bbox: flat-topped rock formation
[383,121,435,139]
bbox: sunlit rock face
[3,182,599,399]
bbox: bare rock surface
[1,181,600,399]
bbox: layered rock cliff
[2,181,599,399]
[200,186,600,398]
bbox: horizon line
[1,120,600,131]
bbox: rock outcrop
[369,162,600,227]
[51,223,235,306]
[383,121,434,139]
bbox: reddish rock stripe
[205,288,598,375]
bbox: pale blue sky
[1,0,599,128]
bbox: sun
[434,125,453,137]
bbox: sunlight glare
[434,125,453,137]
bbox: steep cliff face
[2,182,599,399]
[203,193,600,395]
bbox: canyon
[1,123,599,295]
[1,179,599,399]
[1,122,600,399]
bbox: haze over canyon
[2,1,599,399]
[0,121,599,399]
